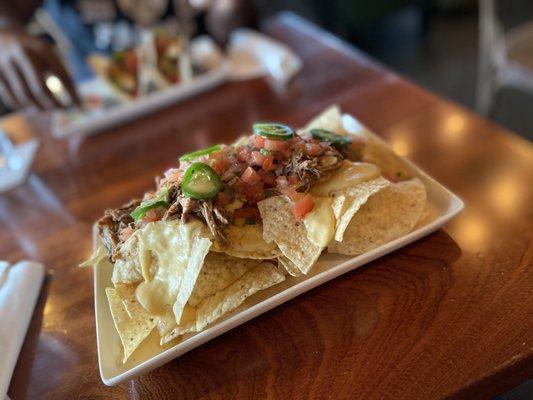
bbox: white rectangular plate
[94,119,464,386]
[52,63,229,139]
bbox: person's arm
[0,0,80,110]
[0,0,42,27]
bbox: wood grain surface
[3,12,532,400]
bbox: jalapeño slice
[181,162,222,200]
[310,128,351,149]
[253,123,294,140]
[179,144,222,162]
[131,188,169,221]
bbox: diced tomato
[306,143,324,156]
[249,181,265,198]
[282,186,301,201]
[257,169,275,186]
[264,139,289,152]
[292,194,314,221]
[232,176,246,190]
[249,135,265,148]
[237,146,252,163]
[241,166,261,185]
[275,175,289,189]
[250,151,266,166]
[262,155,274,171]
[210,151,231,174]
[248,189,265,203]
[249,184,265,203]
[217,191,232,206]
[233,175,264,203]
[232,178,245,194]
[288,175,299,185]
[234,207,260,219]
[145,209,159,221]
[140,209,160,226]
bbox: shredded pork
[285,147,344,191]
[97,132,349,260]
[97,199,140,261]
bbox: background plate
[52,62,229,139]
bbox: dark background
[1,1,531,140]
[257,0,533,140]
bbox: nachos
[82,106,427,362]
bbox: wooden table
[4,13,532,400]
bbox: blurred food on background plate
[106,49,140,97]
[88,28,194,101]
[154,30,194,83]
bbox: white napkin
[0,261,44,399]
[190,29,302,87]
[227,28,302,86]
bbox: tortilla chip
[277,255,302,277]
[114,285,142,318]
[112,258,143,286]
[328,178,426,255]
[114,278,182,338]
[340,112,415,180]
[304,106,415,180]
[112,219,211,325]
[115,282,185,339]
[106,287,157,363]
[79,245,107,268]
[331,177,390,242]
[161,261,285,344]
[172,232,212,323]
[211,224,280,259]
[258,196,323,275]
[111,235,144,286]
[358,133,415,180]
[188,252,263,307]
[155,310,179,337]
[304,105,344,133]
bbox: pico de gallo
[97,123,364,260]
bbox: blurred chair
[476,0,533,116]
